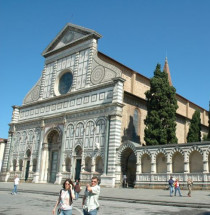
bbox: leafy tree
[144,64,178,145]
[187,110,201,142]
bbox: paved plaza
[0,182,210,215]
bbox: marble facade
[0,23,209,188]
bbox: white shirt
[84,185,100,212]
[14,177,20,185]
[59,190,72,210]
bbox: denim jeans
[59,209,72,215]
[83,209,98,215]
[12,185,18,194]
[169,185,174,196]
[75,192,79,200]
[175,187,182,196]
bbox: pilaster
[33,120,45,183]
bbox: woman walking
[53,179,75,215]
[187,178,193,197]
[174,178,182,197]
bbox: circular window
[59,72,73,95]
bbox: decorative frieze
[19,87,113,121]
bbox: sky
[0,0,210,139]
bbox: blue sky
[0,0,210,138]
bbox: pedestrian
[52,179,75,215]
[82,176,100,215]
[74,179,81,200]
[174,178,182,197]
[168,176,174,197]
[11,175,20,195]
[187,178,193,197]
[122,174,127,188]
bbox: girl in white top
[53,179,75,215]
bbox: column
[33,120,45,183]
[55,117,66,184]
[103,116,110,174]
[151,154,156,173]
[166,154,172,174]
[203,151,208,182]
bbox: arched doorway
[121,148,136,188]
[25,149,31,181]
[172,152,184,173]
[74,145,82,181]
[40,129,61,183]
[189,151,203,173]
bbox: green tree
[187,110,201,142]
[144,64,178,145]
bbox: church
[1,23,209,188]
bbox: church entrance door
[50,151,58,183]
[25,160,30,181]
[75,159,81,181]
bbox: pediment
[42,23,102,57]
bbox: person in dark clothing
[168,176,174,197]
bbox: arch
[66,123,74,138]
[95,119,106,147]
[85,120,95,148]
[169,147,184,162]
[141,153,151,173]
[74,145,82,156]
[121,147,136,187]
[85,156,91,172]
[75,122,84,138]
[44,126,62,143]
[66,123,74,149]
[189,151,203,173]
[26,149,31,158]
[156,152,167,173]
[118,141,137,163]
[172,152,184,173]
[95,156,103,173]
[42,128,62,183]
[187,145,203,162]
[85,120,95,136]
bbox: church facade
[1,23,209,188]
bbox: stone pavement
[0,182,210,209]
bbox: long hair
[62,178,74,189]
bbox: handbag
[57,208,61,215]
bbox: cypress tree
[187,110,201,142]
[144,64,178,145]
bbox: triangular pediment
[42,23,102,57]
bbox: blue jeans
[59,209,72,215]
[12,185,18,194]
[75,192,79,200]
[169,185,174,196]
[83,209,98,215]
[175,187,182,196]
